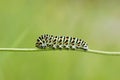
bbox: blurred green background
[0,0,120,80]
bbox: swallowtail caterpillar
[35,34,88,50]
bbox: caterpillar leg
[58,45,63,49]
[52,45,57,49]
[71,46,76,50]
[41,43,47,48]
[65,45,70,49]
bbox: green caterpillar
[35,34,88,50]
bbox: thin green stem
[0,48,40,52]
[88,49,120,56]
[0,48,120,55]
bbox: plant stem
[88,49,120,56]
[0,48,120,55]
[0,48,40,52]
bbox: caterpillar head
[82,43,88,50]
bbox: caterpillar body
[35,34,88,50]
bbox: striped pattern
[35,34,88,50]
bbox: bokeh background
[0,0,120,80]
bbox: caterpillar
[35,34,88,50]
